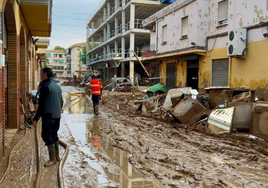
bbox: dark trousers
[92,95,100,107]
[41,117,60,145]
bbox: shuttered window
[218,0,228,24]
[162,25,167,43]
[182,16,188,37]
[212,59,229,86]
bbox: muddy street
[61,87,268,188]
[1,86,268,188]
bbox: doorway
[166,63,176,90]
[187,60,199,90]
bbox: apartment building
[65,42,86,79]
[86,0,166,83]
[46,50,65,78]
[142,0,268,98]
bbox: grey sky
[49,0,104,49]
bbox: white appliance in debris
[227,28,247,57]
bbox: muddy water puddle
[87,116,157,188]
[63,94,157,187]
[63,94,92,114]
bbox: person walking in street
[89,75,102,115]
[33,67,63,167]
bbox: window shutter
[218,0,228,21]
[212,59,229,86]
[182,17,188,36]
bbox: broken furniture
[170,96,209,125]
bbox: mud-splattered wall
[145,0,268,97]
[208,0,268,35]
[155,0,209,53]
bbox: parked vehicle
[103,77,132,92]
[145,83,167,97]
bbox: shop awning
[141,49,207,61]
[20,0,52,37]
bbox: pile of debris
[103,77,132,92]
[132,86,267,140]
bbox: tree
[54,46,65,51]
[82,46,86,54]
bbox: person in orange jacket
[89,75,102,115]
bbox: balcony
[34,37,50,49]
[66,56,71,62]
[65,68,71,72]
[141,44,156,57]
[20,0,53,37]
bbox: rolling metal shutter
[166,63,176,90]
[212,59,229,86]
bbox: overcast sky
[48,0,104,49]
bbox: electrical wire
[53,14,88,21]
[53,11,93,15]
[53,23,86,28]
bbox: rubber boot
[55,141,60,161]
[94,105,99,115]
[44,144,56,167]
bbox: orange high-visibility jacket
[90,78,102,95]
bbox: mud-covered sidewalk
[99,91,268,187]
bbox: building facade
[86,0,166,83]
[46,50,65,78]
[0,0,52,160]
[142,0,268,97]
[65,42,86,79]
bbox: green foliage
[54,46,65,51]
[82,46,86,54]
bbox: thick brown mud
[98,91,268,187]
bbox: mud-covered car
[103,77,132,92]
[145,83,167,97]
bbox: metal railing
[125,21,130,31]
[111,6,115,15]
[134,19,144,29]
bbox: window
[211,59,229,86]
[162,25,167,44]
[181,16,188,38]
[46,53,51,57]
[53,54,57,57]
[59,54,62,58]
[218,0,228,25]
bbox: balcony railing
[118,24,122,34]
[88,49,138,64]
[134,19,144,29]
[111,6,115,15]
